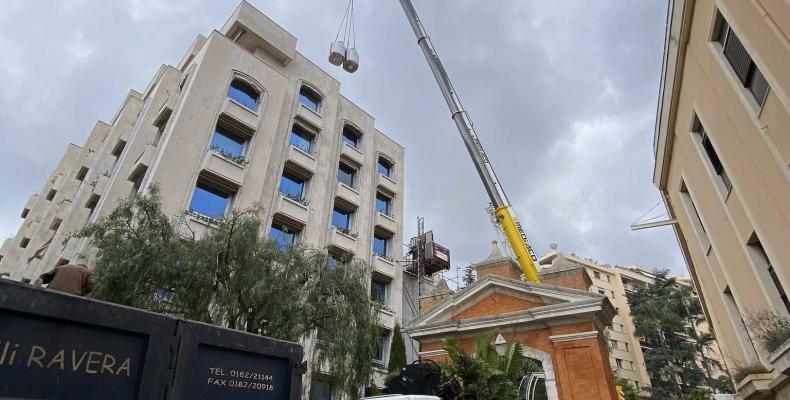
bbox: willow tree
[77,187,381,398]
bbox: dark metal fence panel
[0,280,304,400]
[0,279,175,399]
[169,320,303,400]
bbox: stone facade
[407,243,618,400]
[0,2,405,396]
[654,0,790,397]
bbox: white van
[362,396,441,400]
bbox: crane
[397,0,542,283]
[330,0,542,283]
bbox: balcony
[377,307,396,330]
[373,255,396,280]
[335,182,360,208]
[221,97,259,133]
[201,151,244,189]
[275,195,309,227]
[92,174,111,195]
[286,145,317,175]
[330,228,357,254]
[376,173,397,196]
[128,144,157,181]
[185,213,216,240]
[340,142,364,166]
[296,103,322,129]
[375,212,397,235]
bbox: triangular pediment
[412,274,600,327]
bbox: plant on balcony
[375,253,394,262]
[282,192,309,206]
[336,227,357,238]
[732,361,770,384]
[746,309,790,353]
[76,186,381,399]
[209,144,249,166]
[185,209,220,225]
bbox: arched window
[377,156,393,177]
[299,85,322,113]
[227,78,260,110]
[342,125,361,148]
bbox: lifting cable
[329,0,359,72]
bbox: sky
[0,0,686,279]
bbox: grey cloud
[0,0,684,279]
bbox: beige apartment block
[0,2,405,396]
[654,0,790,398]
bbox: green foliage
[627,269,729,399]
[746,309,790,353]
[388,324,407,376]
[441,333,543,400]
[209,144,249,166]
[731,362,770,384]
[78,187,380,399]
[614,377,644,400]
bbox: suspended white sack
[329,41,346,66]
[343,47,359,73]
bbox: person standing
[35,263,96,296]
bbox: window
[616,359,632,370]
[76,166,89,181]
[110,140,127,175]
[375,193,391,215]
[714,12,770,106]
[50,218,62,231]
[46,189,57,201]
[21,208,29,219]
[623,342,629,352]
[332,206,352,231]
[85,194,100,225]
[20,237,30,248]
[593,271,600,279]
[280,171,306,201]
[85,194,100,211]
[377,157,392,177]
[374,331,389,364]
[337,162,356,188]
[748,233,790,313]
[694,118,732,191]
[227,79,259,110]
[270,222,297,250]
[299,86,321,113]
[211,125,246,159]
[679,181,709,247]
[309,379,332,400]
[373,233,389,257]
[371,279,388,305]
[290,124,315,154]
[189,182,232,218]
[597,288,606,296]
[342,126,360,148]
[130,172,144,198]
[153,110,171,148]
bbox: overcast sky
[0,0,685,279]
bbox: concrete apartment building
[653,0,790,398]
[0,2,405,395]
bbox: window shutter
[723,32,751,84]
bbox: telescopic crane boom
[398,0,541,283]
